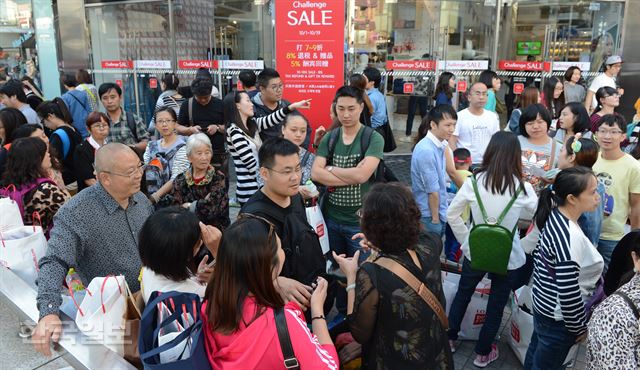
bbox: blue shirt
[62,90,91,138]
[435,91,452,106]
[578,181,605,246]
[367,88,387,128]
[411,132,448,221]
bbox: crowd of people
[0,55,638,370]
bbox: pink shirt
[202,298,338,370]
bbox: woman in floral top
[333,183,452,369]
[168,133,229,231]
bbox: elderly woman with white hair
[168,133,230,230]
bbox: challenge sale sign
[276,0,345,148]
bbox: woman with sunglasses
[590,86,620,133]
[202,216,338,369]
[223,90,310,206]
[138,207,221,303]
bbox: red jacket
[202,298,338,369]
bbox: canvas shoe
[473,344,499,368]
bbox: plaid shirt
[107,109,150,145]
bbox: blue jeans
[524,312,575,370]
[447,258,520,355]
[421,216,445,237]
[327,218,369,314]
[444,223,461,261]
[597,238,619,272]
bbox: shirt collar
[426,131,446,149]
[95,182,137,214]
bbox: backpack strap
[613,290,640,320]
[274,308,300,370]
[374,253,449,330]
[359,125,374,162]
[53,128,71,159]
[126,112,139,142]
[549,139,557,169]
[188,97,194,126]
[325,128,341,166]
[470,175,523,232]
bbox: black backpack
[325,126,398,183]
[240,194,326,286]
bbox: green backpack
[468,175,523,275]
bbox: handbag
[0,189,23,232]
[374,121,397,153]
[139,291,211,370]
[274,307,300,370]
[0,223,48,287]
[441,269,491,340]
[123,282,145,368]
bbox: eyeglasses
[238,213,276,248]
[596,128,624,137]
[268,84,284,91]
[266,165,302,177]
[156,119,176,126]
[91,123,109,129]
[103,163,146,178]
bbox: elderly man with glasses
[32,143,154,357]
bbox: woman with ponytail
[37,98,83,185]
[524,167,604,370]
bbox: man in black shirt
[177,77,227,179]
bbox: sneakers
[449,340,457,353]
[398,135,413,143]
[473,344,499,368]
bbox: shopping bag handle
[31,211,42,232]
[100,275,123,314]
[68,279,93,317]
[3,184,16,196]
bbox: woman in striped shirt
[524,166,604,370]
[224,91,310,205]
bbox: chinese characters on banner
[275,0,345,147]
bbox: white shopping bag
[0,196,23,232]
[0,225,47,287]
[441,270,492,340]
[508,285,578,366]
[305,205,330,254]
[75,275,128,355]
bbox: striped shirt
[531,208,604,335]
[227,106,290,204]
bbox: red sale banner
[498,60,552,72]
[403,83,414,94]
[275,0,344,148]
[513,83,525,94]
[457,80,468,93]
[101,60,133,69]
[178,60,217,69]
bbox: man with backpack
[61,74,92,138]
[241,137,327,309]
[312,86,384,260]
[99,82,149,155]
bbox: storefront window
[0,0,37,83]
[500,1,625,72]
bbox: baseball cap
[605,55,623,65]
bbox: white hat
[605,55,623,65]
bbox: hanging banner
[275,0,345,145]
[438,60,489,70]
[135,60,171,69]
[551,61,590,71]
[498,60,552,72]
[178,60,216,69]
[385,60,436,71]
[101,60,133,69]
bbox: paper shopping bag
[75,275,128,355]
[441,270,491,340]
[306,204,330,254]
[0,196,23,232]
[0,225,47,287]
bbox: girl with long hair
[433,71,456,106]
[525,167,603,370]
[447,131,538,368]
[224,90,309,205]
[202,217,337,369]
[541,76,565,118]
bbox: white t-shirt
[141,267,206,303]
[588,73,617,109]
[453,108,500,164]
